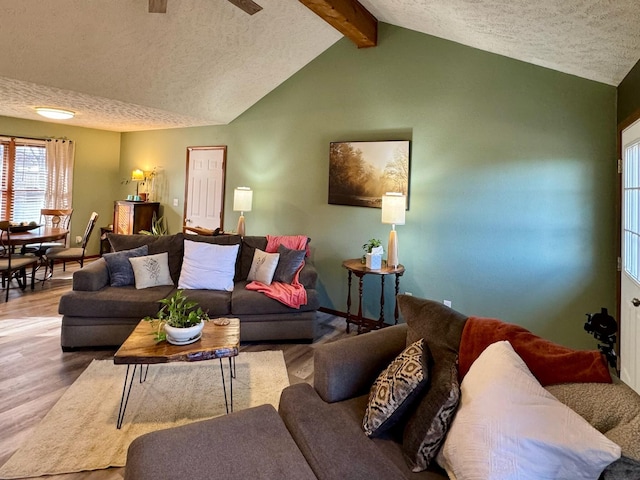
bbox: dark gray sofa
[126,323,447,480]
[124,299,640,480]
[58,233,319,349]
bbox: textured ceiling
[360,0,640,87]
[0,0,639,132]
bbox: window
[0,137,47,223]
[624,140,640,282]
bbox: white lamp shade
[381,192,406,225]
[234,187,253,212]
[131,169,145,181]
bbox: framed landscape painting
[328,140,410,208]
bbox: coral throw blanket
[245,235,308,309]
[458,317,611,386]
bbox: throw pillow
[437,341,621,480]
[458,316,611,385]
[272,244,306,284]
[363,339,431,437]
[397,295,467,471]
[178,239,239,291]
[103,245,149,287]
[403,361,460,472]
[247,249,280,285]
[129,252,174,289]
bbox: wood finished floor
[0,260,351,479]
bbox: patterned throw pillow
[247,249,280,285]
[363,339,430,437]
[129,252,174,289]
[407,361,460,472]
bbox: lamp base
[387,229,399,268]
[237,215,246,237]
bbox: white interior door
[620,120,640,394]
[185,146,226,231]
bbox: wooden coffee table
[113,318,240,429]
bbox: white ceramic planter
[164,321,204,345]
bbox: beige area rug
[0,351,289,479]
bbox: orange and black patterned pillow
[363,339,431,437]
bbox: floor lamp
[234,187,252,236]
[381,192,406,268]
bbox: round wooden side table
[342,258,405,334]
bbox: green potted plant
[362,238,382,264]
[145,289,210,344]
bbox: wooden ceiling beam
[299,0,377,48]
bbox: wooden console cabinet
[113,201,160,235]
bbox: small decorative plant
[145,289,210,342]
[139,212,168,236]
[362,238,382,263]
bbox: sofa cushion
[103,245,148,286]
[397,296,467,471]
[247,249,279,285]
[363,339,430,438]
[178,240,239,291]
[232,281,319,315]
[180,289,232,317]
[546,379,640,461]
[125,404,317,480]
[437,341,621,480]
[129,252,173,289]
[58,285,174,318]
[108,233,184,283]
[273,245,306,284]
[278,383,419,480]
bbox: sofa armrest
[72,258,109,291]
[298,261,317,289]
[314,323,408,403]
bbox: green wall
[0,116,121,255]
[618,59,640,124]
[121,23,616,348]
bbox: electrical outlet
[75,235,82,245]
[173,198,179,207]
[444,300,452,308]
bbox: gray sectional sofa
[58,233,319,349]
[125,298,640,480]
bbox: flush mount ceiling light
[35,107,75,120]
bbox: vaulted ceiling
[1,0,639,132]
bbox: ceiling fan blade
[149,0,167,13]
[227,0,262,15]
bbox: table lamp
[381,192,406,268]
[234,187,253,236]
[131,169,145,196]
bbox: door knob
[632,298,640,307]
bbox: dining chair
[0,221,39,301]
[25,208,74,257]
[44,212,98,279]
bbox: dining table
[5,227,69,248]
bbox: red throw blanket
[458,317,611,386]
[245,235,308,309]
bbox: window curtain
[44,139,74,209]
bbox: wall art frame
[328,140,410,208]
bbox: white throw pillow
[178,240,239,291]
[129,252,173,289]
[247,249,280,285]
[437,341,621,480]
